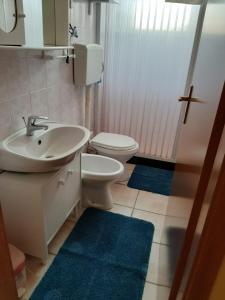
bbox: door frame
[169,83,225,299]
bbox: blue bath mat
[128,164,174,195]
[30,208,154,300]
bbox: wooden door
[166,0,225,298]
[183,114,225,299]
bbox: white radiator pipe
[85,85,93,130]
[81,87,86,127]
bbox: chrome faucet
[24,115,49,136]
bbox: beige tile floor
[22,163,180,300]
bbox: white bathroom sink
[0,123,90,172]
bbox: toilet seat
[90,132,139,181]
[90,132,137,151]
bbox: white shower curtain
[95,0,200,160]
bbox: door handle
[179,97,204,103]
[179,86,205,124]
[13,13,26,18]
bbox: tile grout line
[134,207,188,220]
[48,251,57,256]
[112,182,178,218]
[131,190,140,216]
[115,178,188,220]
[134,207,168,217]
[112,202,134,209]
[114,200,182,218]
[145,280,171,289]
[153,241,171,247]
[114,201,187,221]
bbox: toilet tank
[74,43,104,86]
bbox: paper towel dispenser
[74,43,104,86]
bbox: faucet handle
[22,116,27,127]
[28,115,48,125]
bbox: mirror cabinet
[0,0,26,46]
[0,0,72,47]
[0,0,17,33]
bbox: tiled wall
[0,2,96,140]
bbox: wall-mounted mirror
[0,0,17,33]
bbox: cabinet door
[64,154,81,211]
[0,0,25,45]
[42,0,56,45]
[55,0,71,46]
[43,155,81,243]
[43,167,68,243]
[43,0,71,46]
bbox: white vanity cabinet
[0,154,81,262]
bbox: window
[134,0,192,31]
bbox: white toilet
[82,153,124,210]
[89,132,139,180]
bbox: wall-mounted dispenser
[74,43,104,86]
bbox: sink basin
[0,123,90,172]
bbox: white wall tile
[47,85,62,122]
[46,59,61,88]
[10,94,32,131]
[59,60,73,85]
[6,56,29,100]
[30,89,49,117]
[0,102,12,139]
[28,57,47,92]
[0,57,9,102]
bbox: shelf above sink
[0,46,76,61]
[0,45,74,50]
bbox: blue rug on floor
[30,208,154,300]
[128,164,174,196]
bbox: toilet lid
[90,132,137,150]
